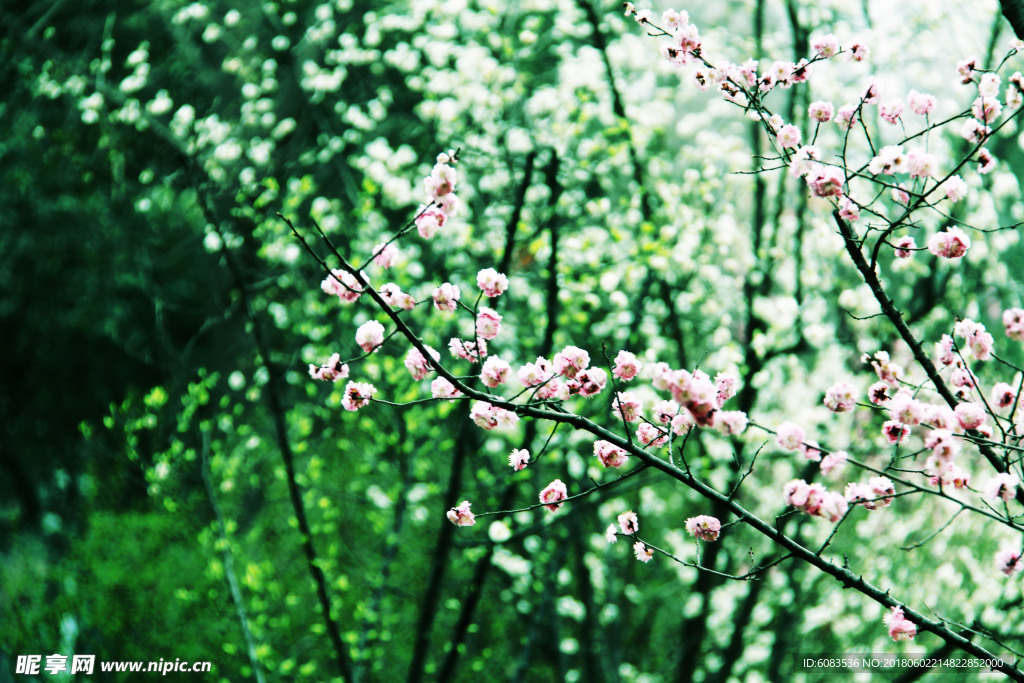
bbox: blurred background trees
[1,0,1022,681]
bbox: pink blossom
[480,356,512,388]
[824,382,859,412]
[884,607,917,641]
[321,268,365,303]
[985,472,1020,501]
[431,376,462,401]
[766,60,796,88]
[713,410,748,435]
[663,23,701,66]
[446,500,475,527]
[618,510,639,535]
[518,357,554,387]
[955,402,986,431]
[425,161,457,200]
[648,362,672,391]
[309,353,349,382]
[341,381,377,411]
[861,78,880,104]
[1004,308,1024,341]
[807,166,845,197]
[776,421,806,451]
[671,411,695,435]
[539,479,568,511]
[355,320,385,353]
[664,368,694,403]
[784,479,848,522]
[811,34,839,58]
[847,42,869,62]
[957,56,978,84]
[935,335,956,366]
[956,319,994,360]
[907,90,936,115]
[802,441,822,462]
[961,118,990,143]
[404,345,440,380]
[575,368,607,397]
[942,175,966,201]
[613,350,642,381]
[509,448,530,471]
[925,429,961,462]
[888,392,926,426]
[379,283,416,310]
[636,422,668,448]
[685,515,722,542]
[449,337,486,363]
[553,345,590,379]
[882,420,910,444]
[612,392,643,423]
[879,100,903,124]
[980,69,1001,95]
[715,373,738,406]
[476,268,509,298]
[891,184,910,205]
[475,307,502,340]
[691,69,711,92]
[950,364,976,390]
[633,541,653,563]
[415,206,446,239]
[660,9,688,31]
[652,400,679,424]
[792,60,811,84]
[371,242,398,268]
[868,381,891,405]
[605,524,618,544]
[839,196,861,221]
[469,401,519,431]
[594,439,630,468]
[737,58,759,87]
[808,101,834,122]
[907,148,937,178]
[789,146,822,180]
[992,382,1017,409]
[867,145,905,175]
[872,481,897,507]
[972,95,1002,124]
[776,124,801,149]
[930,464,971,489]
[979,148,997,174]
[820,450,848,475]
[893,235,916,258]
[844,483,873,509]
[927,227,971,260]
[1008,79,1024,110]
[835,103,859,129]
[996,548,1024,576]
[432,282,461,312]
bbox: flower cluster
[415,150,460,239]
[308,353,349,382]
[844,477,896,510]
[784,479,848,522]
[321,268,365,303]
[469,401,519,431]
